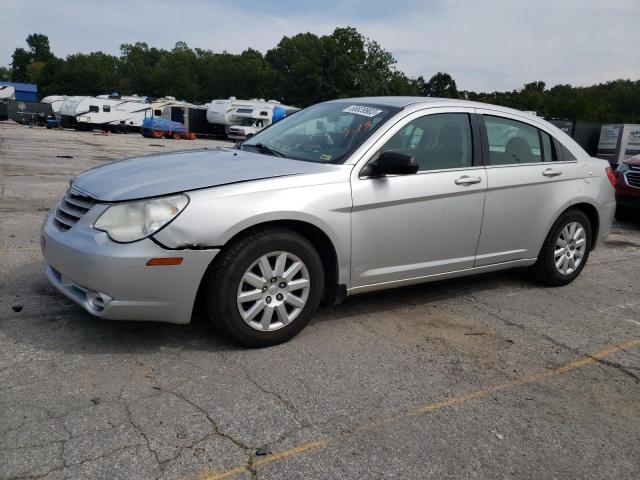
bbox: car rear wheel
[204,228,324,347]
[531,209,592,286]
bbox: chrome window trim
[484,160,579,169]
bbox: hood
[623,154,640,167]
[72,148,327,201]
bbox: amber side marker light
[146,257,183,266]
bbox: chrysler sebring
[41,97,616,346]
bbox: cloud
[1,0,638,92]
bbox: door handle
[542,168,563,177]
[455,175,482,186]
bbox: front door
[351,109,487,289]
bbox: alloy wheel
[554,221,587,275]
[236,251,311,331]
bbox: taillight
[605,167,616,188]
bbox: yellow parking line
[196,337,640,480]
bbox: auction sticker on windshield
[343,105,384,117]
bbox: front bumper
[41,211,218,324]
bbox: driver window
[379,113,473,171]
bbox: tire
[203,228,324,347]
[531,209,592,286]
[615,204,638,223]
[172,132,182,140]
[151,129,164,139]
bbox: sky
[1,0,639,92]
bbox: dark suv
[615,154,640,222]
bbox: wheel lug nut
[270,278,277,284]
[265,296,272,304]
[276,293,283,301]
[279,282,286,288]
[262,286,268,293]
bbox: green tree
[4,31,640,123]
[265,32,327,106]
[10,47,31,82]
[119,42,164,97]
[26,33,54,62]
[61,52,120,95]
[150,42,200,100]
[422,72,459,98]
[0,66,11,80]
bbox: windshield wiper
[251,143,287,158]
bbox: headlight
[94,194,189,243]
[617,163,629,173]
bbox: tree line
[3,30,639,123]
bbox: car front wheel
[531,209,592,286]
[204,228,324,347]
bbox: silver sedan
[41,97,616,346]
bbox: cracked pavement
[1,123,639,479]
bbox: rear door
[350,107,487,288]
[474,110,585,267]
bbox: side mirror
[362,151,419,177]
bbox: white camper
[207,97,297,138]
[0,84,16,100]
[59,96,89,128]
[149,96,192,118]
[41,95,69,119]
[227,100,298,140]
[205,97,238,135]
[59,94,150,132]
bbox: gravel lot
[1,122,639,480]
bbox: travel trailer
[205,97,238,135]
[41,95,69,119]
[59,94,149,131]
[56,95,190,132]
[149,96,191,118]
[0,84,16,101]
[59,96,88,128]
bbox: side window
[540,131,557,161]
[379,113,473,171]
[556,140,577,161]
[89,105,99,113]
[483,116,542,164]
[154,109,162,116]
[103,105,111,113]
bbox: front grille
[626,171,640,188]
[53,188,96,231]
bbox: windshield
[240,102,399,163]
[239,118,256,126]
